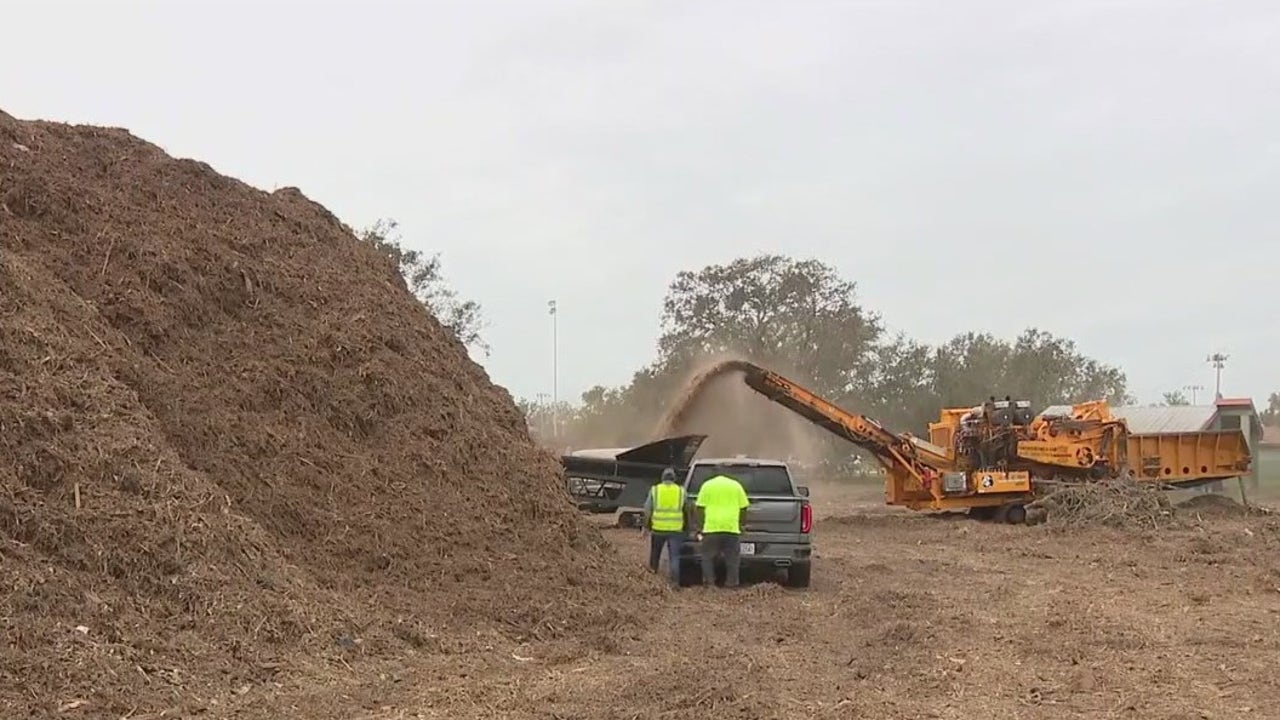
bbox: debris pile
[1027,479,1176,528]
[0,110,645,718]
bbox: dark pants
[648,531,683,582]
[700,532,741,587]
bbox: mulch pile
[0,110,649,718]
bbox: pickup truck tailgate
[743,496,803,532]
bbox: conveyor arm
[732,361,951,480]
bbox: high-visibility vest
[650,482,685,532]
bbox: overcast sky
[4,0,1277,409]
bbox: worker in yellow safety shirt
[693,473,750,588]
[641,467,687,584]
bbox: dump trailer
[562,434,705,527]
[724,360,1251,523]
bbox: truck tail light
[801,503,813,534]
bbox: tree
[571,383,644,447]
[1261,392,1280,426]
[516,396,580,445]
[658,254,882,398]
[1162,390,1190,406]
[359,218,488,356]
[569,364,689,447]
[866,328,1130,434]
[1002,328,1129,407]
[929,332,1014,410]
[531,254,1132,464]
[860,333,938,433]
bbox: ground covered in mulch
[370,511,1280,719]
[0,110,654,718]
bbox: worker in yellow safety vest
[693,473,750,588]
[642,467,687,584]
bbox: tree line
[520,254,1134,453]
[355,222,1280,452]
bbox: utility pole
[548,299,558,440]
[1206,353,1228,400]
[1183,384,1204,405]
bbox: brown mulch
[0,110,653,718]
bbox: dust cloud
[654,355,829,466]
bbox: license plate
[740,543,755,555]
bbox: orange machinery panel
[1126,430,1251,484]
[928,408,968,449]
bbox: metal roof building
[1040,404,1218,433]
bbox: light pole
[548,299,558,439]
[1206,353,1228,400]
[1183,384,1204,404]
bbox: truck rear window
[687,464,793,496]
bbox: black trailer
[562,434,706,527]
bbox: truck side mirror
[797,486,810,497]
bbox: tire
[785,562,811,588]
[1004,504,1027,525]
